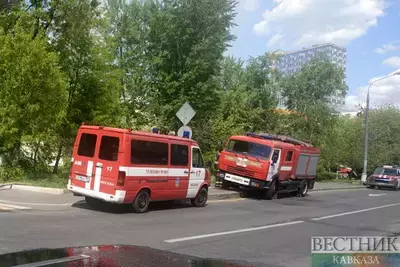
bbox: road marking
[164,220,304,243]
[369,193,387,196]
[311,202,400,221]
[0,205,13,211]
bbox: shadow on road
[71,199,196,214]
[238,190,300,201]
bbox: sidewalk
[208,182,365,200]
[312,182,364,191]
[0,187,79,206]
[208,187,240,200]
[0,181,365,208]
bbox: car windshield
[226,139,271,159]
[373,167,399,176]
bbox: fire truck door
[186,147,205,198]
[267,149,281,181]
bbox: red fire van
[67,125,211,213]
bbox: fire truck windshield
[226,139,272,160]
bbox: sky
[226,0,400,112]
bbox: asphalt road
[1,188,400,267]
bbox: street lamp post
[361,71,400,184]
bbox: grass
[317,178,361,184]
[0,177,67,188]
[211,175,216,185]
[0,169,68,188]
[18,178,67,188]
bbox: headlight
[250,181,260,188]
[217,172,225,178]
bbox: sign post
[176,102,196,138]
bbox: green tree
[199,53,280,163]
[367,105,400,172]
[319,115,363,172]
[0,22,67,166]
[50,0,122,173]
[279,60,347,142]
[105,0,151,128]
[281,59,347,112]
[143,0,237,131]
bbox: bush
[0,166,25,182]
[317,171,337,181]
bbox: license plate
[76,175,89,182]
[225,174,250,185]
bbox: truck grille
[227,166,255,178]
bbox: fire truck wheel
[221,180,230,190]
[191,187,208,207]
[85,196,103,209]
[395,181,400,191]
[265,180,278,200]
[133,190,150,213]
[298,182,308,197]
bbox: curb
[208,192,241,201]
[208,186,365,200]
[311,186,365,192]
[0,183,69,195]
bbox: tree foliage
[0,0,396,182]
[0,20,67,166]
[367,105,400,171]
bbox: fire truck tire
[265,179,278,200]
[133,190,150,213]
[85,196,102,209]
[191,187,208,207]
[395,181,400,191]
[221,180,230,190]
[297,181,308,197]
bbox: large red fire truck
[216,133,321,199]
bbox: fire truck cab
[68,125,211,213]
[216,133,320,199]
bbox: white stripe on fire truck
[94,165,102,192]
[85,161,93,190]
[280,166,292,171]
[119,167,189,177]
